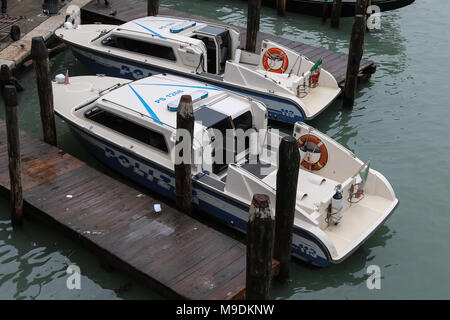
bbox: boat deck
[80,0,376,87]
[0,120,279,300]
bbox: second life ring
[297,134,328,171]
[262,48,289,73]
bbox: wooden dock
[0,0,92,70]
[80,0,376,86]
[0,119,278,300]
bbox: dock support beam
[246,0,261,53]
[148,0,159,16]
[175,95,194,215]
[246,194,274,300]
[31,37,57,146]
[4,85,23,228]
[343,14,366,108]
[274,136,300,281]
[330,0,342,28]
[277,0,286,16]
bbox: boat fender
[65,5,81,26]
[330,185,344,225]
[297,134,328,171]
[262,48,289,74]
[234,48,242,63]
[64,22,73,30]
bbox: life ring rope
[262,48,289,74]
[297,134,328,171]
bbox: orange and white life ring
[297,134,328,171]
[262,48,289,74]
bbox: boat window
[84,107,168,153]
[233,111,253,131]
[233,111,253,155]
[101,36,176,61]
[209,116,233,174]
[192,35,217,74]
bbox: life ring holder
[297,134,328,171]
[262,48,289,74]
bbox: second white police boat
[56,15,341,124]
[52,73,398,267]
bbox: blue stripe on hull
[70,46,305,124]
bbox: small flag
[359,161,371,182]
[310,57,323,72]
[64,70,69,84]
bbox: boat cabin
[97,17,241,76]
[80,74,267,177]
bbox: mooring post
[0,64,12,97]
[148,0,159,16]
[31,36,57,146]
[365,0,372,32]
[246,0,262,53]
[277,0,286,16]
[274,136,300,281]
[342,14,366,108]
[175,95,194,215]
[0,64,23,96]
[322,0,329,23]
[330,0,342,28]
[4,85,23,228]
[246,194,274,300]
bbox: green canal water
[1,0,449,299]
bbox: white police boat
[52,73,398,267]
[55,16,341,124]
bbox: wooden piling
[4,86,23,228]
[330,0,342,28]
[322,0,329,23]
[343,14,366,108]
[0,64,12,96]
[175,95,194,215]
[356,0,370,14]
[10,25,21,42]
[246,194,274,300]
[246,0,262,53]
[1,65,23,96]
[274,136,300,281]
[147,0,159,16]
[277,0,286,16]
[31,36,57,146]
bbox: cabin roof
[96,74,251,130]
[116,16,208,41]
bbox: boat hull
[70,45,308,124]
[64,119,333,267]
